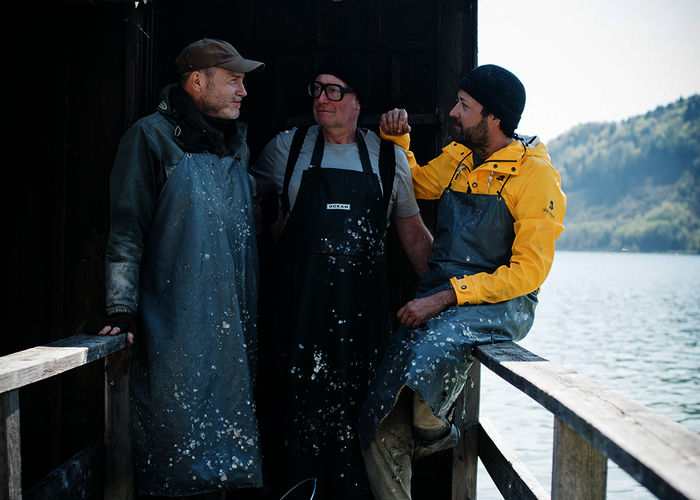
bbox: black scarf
[169,85,238,158]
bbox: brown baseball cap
[175,38,265,75]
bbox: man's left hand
[98,313,136,345]
[397,289,457,329]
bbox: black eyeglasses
[308,81,354,101]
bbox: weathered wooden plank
[23,441,102,500]
[0,390,21,500]
[0,334,127,394]
[552,417,606,500]
[478,417,549,500]
[475,342,700,500]
[104,349,135,500]
[451,360,480,500]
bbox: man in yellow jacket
[358,64,566,499]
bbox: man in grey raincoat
[98,38,265,498]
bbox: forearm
[105,204,145,314]
[105,258,140,315]
[105,125,159,314]
[393,213,433,278]
[405,237,432,278]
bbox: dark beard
[449,115,489,155]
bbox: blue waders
[359,165,538,446]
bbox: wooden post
[452,359,481,500]
[552,417,607,500]
[0,390,21,500]
[104,349,134,500]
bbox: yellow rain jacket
[382,132,566,305]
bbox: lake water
[475,250,700,499]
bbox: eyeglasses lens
[309,82,343,101]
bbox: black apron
[276,129,392,498]
[358,165,538,446]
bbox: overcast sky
[478,0,700,142]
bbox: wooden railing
[451,342,700,500]
[2,336,699,499]
[0,334,133,500]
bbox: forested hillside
[548,94,700,253]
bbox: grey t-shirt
[251,125,419,224]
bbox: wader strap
[446,152,473,192]
[496,175,512,199]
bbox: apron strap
[355,129,374,175]
[309,127,373,175]
[378,139,396,214]
[281,126,309,216]
[310,128,326,168]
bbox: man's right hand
[397,288,457,329]
[380,108,411,136]
[98,313,135,345]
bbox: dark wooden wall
[4,0,476,494]
[4,0,150,490]
[150,0,477,311]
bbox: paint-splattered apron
[358,171,538,446]
[277,130,391,498]
[130,152,262,495]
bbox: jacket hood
[155,84,178,120]
[517,135,551,163]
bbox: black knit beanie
[458,64,526,131]
[314,53,372,105]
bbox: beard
[199,79,240,120]
[450,115,489,154]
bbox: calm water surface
[476,250,700,499]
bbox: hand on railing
[98,313,136,345]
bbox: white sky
[478,0,700,142]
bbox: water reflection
[477,251,700,499]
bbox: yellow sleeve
[379,130,459,200]
[449,165,566,304]
[379,129,420,171]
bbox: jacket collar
[443,136,550,175]
[156,84,247,156]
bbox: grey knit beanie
[458,64,525,131]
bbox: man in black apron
[359,65,567,499]
[250,54,433,499]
